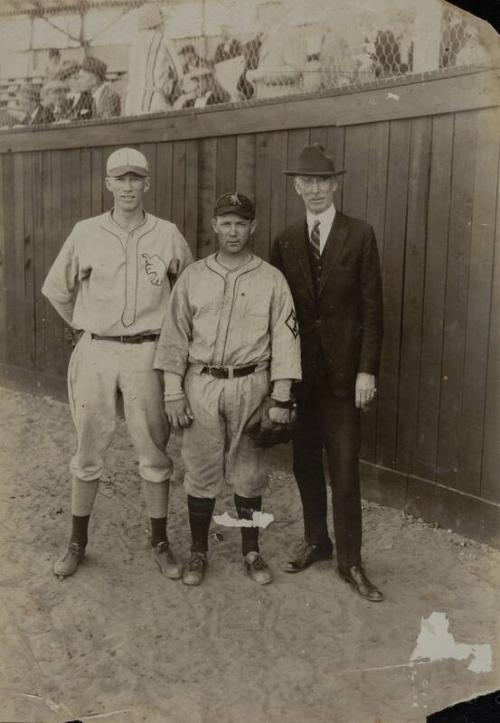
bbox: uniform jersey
[42,211,193,336]
[153,252,302,383]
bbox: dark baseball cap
[213,191,255,220]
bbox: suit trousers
[292,365,362,569]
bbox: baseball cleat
[151,541,182,579]
[244,551,272,585]
[182,551,208,586]
[53,542,85,577]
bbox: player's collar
[205,252,261,278]
[99,210,157,238]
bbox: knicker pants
[68,333,172,483]
[182,369,269,499]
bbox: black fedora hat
[284,143,345,177]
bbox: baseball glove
[247,395,298,448]
[64,325,84,347]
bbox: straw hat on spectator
[80,56,108,82]
[138,2,163,30]
[57,59,80,81]
[41,79,69,98]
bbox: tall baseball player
[42,147,193,578]
[154,192,301,586]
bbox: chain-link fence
[0,0,497,129]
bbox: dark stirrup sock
[187,495,216,553]
[70,514,90,548]
[150,517,167,547]
[234,494,262,556]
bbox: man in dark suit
[79,56,121,119]
[18,83,55,126]
[271,144,384,602]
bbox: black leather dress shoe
[283,542,333,573]
[338,565,384,602]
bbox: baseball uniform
[42,210,193,483]
[154,252,301,498]
[43,147,193,579]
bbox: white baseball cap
[106,148,149,177]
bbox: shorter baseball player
[154,192,301,586]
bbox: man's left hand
[268,406,292,425]
[355,373,377,411]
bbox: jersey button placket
[212,274,234,366]
[121,230,139,328]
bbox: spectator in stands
[179,44,206,75]
[302,31,324,94]
[237,34,263,100]
[18,83,54,126]
[0,101,23,128]
[246,1,306,99]
[125,2,183,115]
[172,74,198,110]
[353,40,377,83]
[214,25,242,64]
[79,56,121,119]
[182,67,230,108]
[41,79,72,122]
[57,59,93,121]
[213,24,245,101]
[45,48,62,80]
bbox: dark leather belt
[201,364,258,379]
[91,333,159,344]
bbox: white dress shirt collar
[306,203,336,254]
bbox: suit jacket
[69,91,95,121]
[23,105,55,126]
[271,210,383,395]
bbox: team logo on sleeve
[285,309,299,338]
[142,253,167,286]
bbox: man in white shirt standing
[125,2,183,115]
[42,147,193,579]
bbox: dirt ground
[0,385,499,723]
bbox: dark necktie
[310,219,321,259]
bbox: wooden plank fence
[0,67,499,545]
